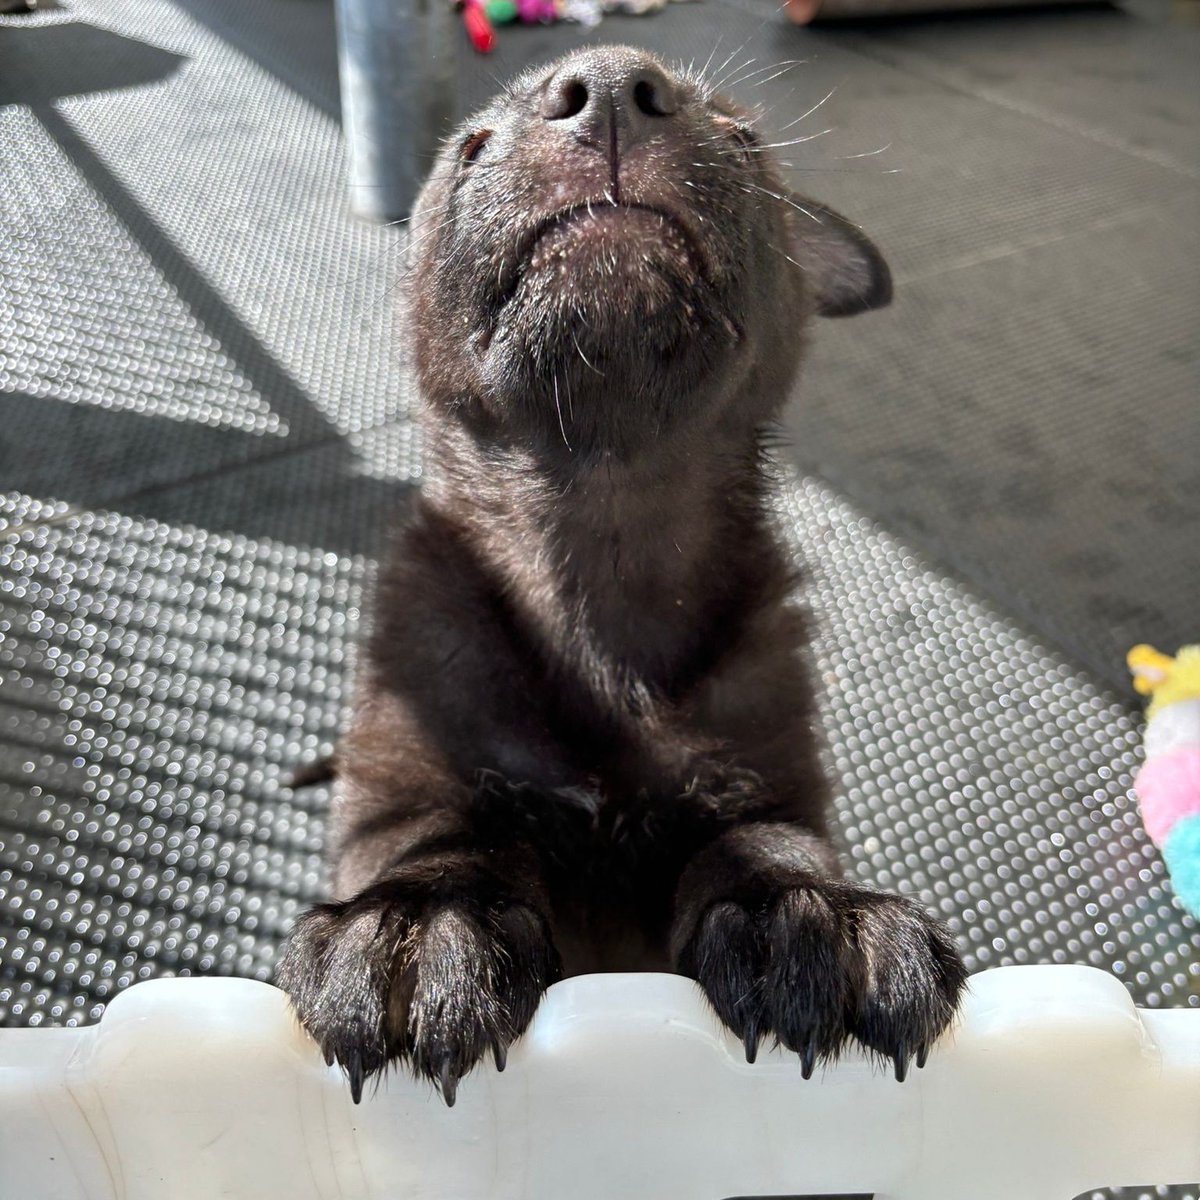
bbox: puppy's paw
[676,879,966,1080]
[277,879,561,1104]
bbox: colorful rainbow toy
[1128,643,1200,917]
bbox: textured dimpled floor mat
[1,1,1197,1198]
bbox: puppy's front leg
[670,823,967,1079]
[278,784,560,1105]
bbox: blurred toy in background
[485,0,519,22]
[1129,644,1200,917]
[517,0,560,18]
[459,0,547,51]
[556,0,604,24]
[462,0,497,52]
[459,0,686,47]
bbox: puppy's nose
[540,49,680,149]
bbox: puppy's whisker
[742,181,822,223]
[723,59,808,91]
[777,164,902,174]
[767,241,806,270]
[552,374,572,451]
[837,142,893,159]
[571,330,604,376]
[746,128,835,152]
[709,46,759,94]
[778,86,839,132]
[695,39,723,91]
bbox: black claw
[439,1062,459,1108]
[892,1051,908,1083]
[493,1042,508,1072]
[322,1044,335,1068]
[800,1042,817,1080]
[347,1055,365,1105]
[916,1042,929,1070]
[743,1024,760,1064]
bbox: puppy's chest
[505,778,659,876]
[532,792,680,974]
[503,773,699,911]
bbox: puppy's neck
[424,420,783,690]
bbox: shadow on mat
[1,20,408,557]
[0,20,185,107]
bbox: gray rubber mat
[1,2,1196,1198]
[777,2,1200,689]
[0,6,410,509]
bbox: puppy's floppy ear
[786,195,892,318]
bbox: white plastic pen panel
[1,965,1197,1200]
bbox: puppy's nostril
[542,79,589,121]
[632,77,675,118]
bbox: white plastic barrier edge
[1,965,1197,1200]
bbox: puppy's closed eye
[460,129,493,164]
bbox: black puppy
[278,46,966,1105]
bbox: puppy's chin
[481,265,738,429]
[482,297,728,432]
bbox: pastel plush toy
[1128,644,1200,917]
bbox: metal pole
[333,0,457,222]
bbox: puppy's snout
[540,49,680,147]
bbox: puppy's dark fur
[278,47,966,1105]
